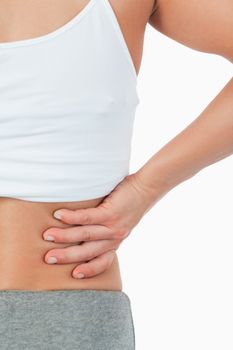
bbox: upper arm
[148,0,233,62]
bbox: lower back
[0,197,122,291]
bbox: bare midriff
[0,197,123,291]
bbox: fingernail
[44,235,55,241]
[46,257,57,264]
[74,273,85,279]
[54,210,62,219]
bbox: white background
[118,23,233,350]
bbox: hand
[42,173,155,279]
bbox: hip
[0,196,122,291]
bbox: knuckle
[101,204,118,222]
[82,230,92,241]
[81,212,91,223]
[108,249,116,259]
[110,209,120,222]
[104,251,115,268]
[115,228,129,239]
[112,240,121,249]
[106,260,112,269]
[108,239,119,249]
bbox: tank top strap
[100,0,137,79]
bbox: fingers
[43,225,114,243]
[72,250,116,279]
[53,206,111,225]
[44,240,119,265]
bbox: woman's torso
[0,0,153,291]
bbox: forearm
[135,77,233,201]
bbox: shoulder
[148,0,233,62]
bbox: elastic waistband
[0,288,135,350]
[0,288,131,303]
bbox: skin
[0,0,153,291]
[0,0,232,290]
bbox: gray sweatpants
[0,289,135,350]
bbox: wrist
[125,169,172,214]
[135,160,174,193]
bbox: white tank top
[0,0,139,202]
